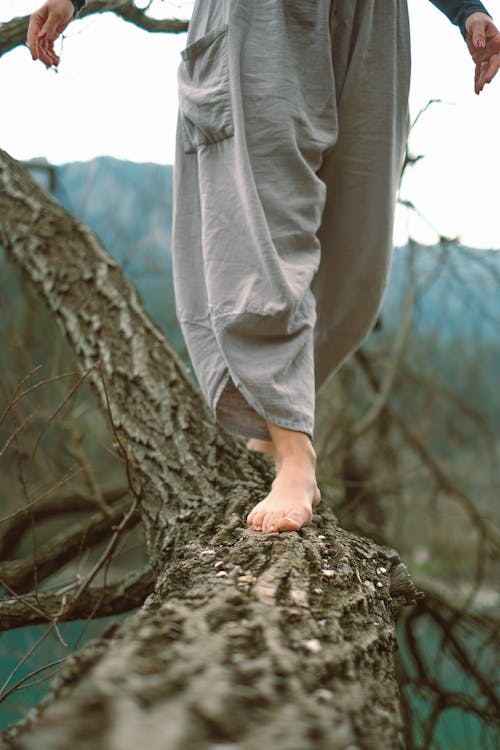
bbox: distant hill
[26,156,182,352]
[384,240,499,342]
[23,156,499,388]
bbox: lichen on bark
[0,148,417,750]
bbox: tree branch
[355,349,500,551]
[0,496,139,593]
[0,485,129,560]
[0,146,414,749]
[91,0,189,34]
[0,566,154,631]
[0,1,188,59]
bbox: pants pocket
[177,25,234,154]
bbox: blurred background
[0,2,499,748]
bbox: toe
[250,509,265,531]
[262,512,281,534]
[277,513,302,532]
[277,506,313,532]
[247,500,263,527]
[261,512,277,534]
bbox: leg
[246,0,411,532]
[246,438,275,457]
[173,0,410,535]
[313,0,411,390]
[173,0,337,442]
[246,422,321,534]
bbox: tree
[0,144,423,748]
[0,0,188,58]
[1,5,498,749]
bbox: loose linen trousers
[172,0,411,441]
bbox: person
[28,1,500,536]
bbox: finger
[472,46,489,63]
[42,37,58,57]
[482,53,500,86]
[472,34,500,64]
[37,8,70,43]
[27,10,46,60]
[484,20,500,38]
[476,60,489,93]
[37,46,55,66]
[486,32,500,56]
[39,37,60,67]
[36,35,57,67]
[468,20,487,50]
[475,61,482,94]
[475,56,498,94]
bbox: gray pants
[172,0,411,441]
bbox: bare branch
[355,349,500,552]
[0,364,43,429]
[399,364,494,437]
[0,1,188,59]
[0,567,153,631]
[413,574,498,634]
[351,252,416,437]
[424,602,500,714]
[0,622,56,702]
[0,144,422,749]
[0,496,139,593]
[95,0,188,34]
[0,485,129,559]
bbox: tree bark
[0,149,417,749]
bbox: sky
[1,0,500,248]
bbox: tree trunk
[0,149,417,750]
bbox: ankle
[275,442,316,464]
[265,422,316,468]
[273,438,317,474]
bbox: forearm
[428,0,491,37]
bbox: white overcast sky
[1,0,500,247]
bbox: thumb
[465,12,493,48]
[470,21,487,49]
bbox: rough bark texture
[0,149,415,749]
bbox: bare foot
[246,427,321,534]
[246,438,275,457]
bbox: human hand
[27,0,75,67]
[465,12,500,94]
